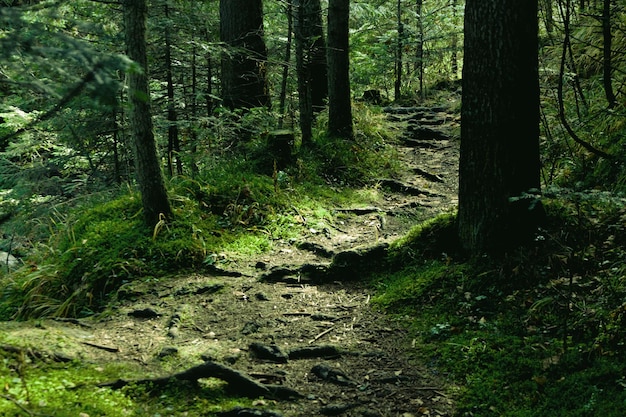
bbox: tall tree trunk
[205,28,214,117]
[541,0,554,33]
[123,0,172,227]
[189,1,200,177]
[394,0,403,101]
[294,0,327,142]
[327,0,353,139]
[295,0,314,145]
[450,0,459,79]
[278,0,293,129]
[602,0,616,108]
[458,0,542,256]
[220,0,270,110]
[309,0,328,113]
[415,0,424,97]
[164,1,182,176]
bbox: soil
[1,104,460,417]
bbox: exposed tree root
[97,360,302,400]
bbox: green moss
[0,350,254,417]
[372,204,626,416]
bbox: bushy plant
[1,188,219,318]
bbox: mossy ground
[370,201,626,416]
[0,104,417,416]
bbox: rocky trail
[1,105,460,417]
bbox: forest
[1,0,626,416]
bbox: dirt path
[1,105,460,417]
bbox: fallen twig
[310,326,334,343]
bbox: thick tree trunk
[458,0,542,256]
[123,0,172,228]
[327,0,353,139]
[219,0,270,110]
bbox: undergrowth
[371,198,626,416]
[0,103,398,320]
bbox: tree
[163,0,183,176]
[415,0,425,96]
[295,0,314,145]
[602,0,616,109]
[458,0,542,256]
[308,0,328,113]
[278,0,294,128]
[123,0,172,228]
[219,0,270,110]
[395,0,404,100]
[294,0,328,144]
[327,0,353,139]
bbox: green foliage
[538,4,626,192]
[0,102,398,319]
[350,0,463,99]
[371,200,626,416]
[297,103,401,185]
[1,187,225,318]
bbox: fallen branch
[81,341,120,353]
[288,345,341,359]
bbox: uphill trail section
[0,104,459,417]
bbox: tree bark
[219,0,270,110]
[123,0,172,228]
[327,0,353,140]
[458,0,542,256]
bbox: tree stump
[267,129,294,171]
